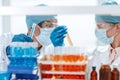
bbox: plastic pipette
[66,33,73,46]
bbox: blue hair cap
[102,0,118,5]
[95,15,120,23]
[26,4,57,29]
[95,0,120,23]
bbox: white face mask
[36,27,55,46]
[95,28,114,45]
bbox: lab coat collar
[109,46,120,64]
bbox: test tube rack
[38,53,88,80]
[7,42,39,80]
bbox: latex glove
[6,34,33,55]
[50,25,67,47]
[12,34,33,42]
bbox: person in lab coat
[6,5,67,54]
[2,4,67,79]
[87,0,120,79]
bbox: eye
[97,24,104,28]
[97,24,101,27]
[45,24,49,27]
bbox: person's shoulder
[91,45,110,60]
[96,45,110,53]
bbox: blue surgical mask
[95,28,114,45]
[36,27,55,46]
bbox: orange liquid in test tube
[51,55,61,62]
[83,64,87,72]
[73,55,79,62]
[41,73,53,78]
[40,64,52,71]
[62,55,78,62]
[62,65,67,71]
[54,65,61,71]
[79,54,84,61]
[54,74,62,79]
[84,55,88,61]
[62,55,68,62]
[62,74,85,79]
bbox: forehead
[45,19,57,22]
[97,22,112,24]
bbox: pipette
[66,33,73,46]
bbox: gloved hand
[50,25,68,47]
[6,34,33,55]
[12,34,33,42]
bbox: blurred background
[1,0,119,48]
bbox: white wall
[11,0,97,6]
[0,17,2,36]
[11,16,27,34]
[0,0,98,48]
[0,0,2,35]
[58,15,96,47]
[10,0,97,48]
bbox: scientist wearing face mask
[6,14,67,80]
[11,15,67,51]
[4,4,67,79]
[24,15,67,55]
[9,4,67,52]
[87,0,120,80]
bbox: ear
[34,25,40,36]
[27,28,32,36]
[116,24,120,30]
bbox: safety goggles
[38,20,57,28]
[96,22,116,29]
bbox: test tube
[31,42,38,57]
[66,34,73,46]
[29,23,36,39]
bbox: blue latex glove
[12,34,33,42]
[6,34,33,55]
[50,25,68,47]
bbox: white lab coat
[0,33,13,72]
[86,45,120,80]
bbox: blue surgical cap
[102,0,118,5]
[26,4,57,29]
[95,15,120,23]
[26,15,57,28]
[95,0,120,23]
